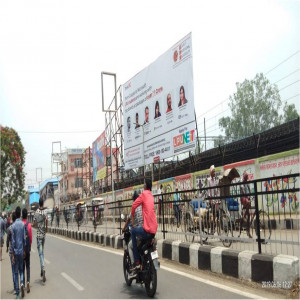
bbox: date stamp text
[262,281,292,289]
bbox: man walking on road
[0,212,6,261]
[6,212,17,295]
[22,208,32,293]
[11,206,26,299]
[34,199,47,283]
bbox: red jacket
[22,219,32,246]
[131,190,158,234]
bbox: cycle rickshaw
[181,168,240,247]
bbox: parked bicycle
[232,196,272,241]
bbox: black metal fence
[48,173,299,257]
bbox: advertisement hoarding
[123,33,195,169]
[92,131,106,182]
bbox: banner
[123,33,195,169]
[92,131,106,182]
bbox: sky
[0,0,299,188]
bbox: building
[59,148,92,204]
[58,147,120,204]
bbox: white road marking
[160,265,265,299]
[61,272,84,291]
[44,258,50,264]
[31,248,36,253]
[50,234,263,299]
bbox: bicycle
[234,197,272,241]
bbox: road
[1,230,288,299]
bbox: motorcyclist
[130,179,158,274]
[122,191,143,264]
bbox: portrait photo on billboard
[144,105,150,125]
[135,111,141,129]
[166,91,173,114]
[127,115,131,133]
[178,84,188,107]
[154,100,162,119]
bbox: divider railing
[47,173,299,257]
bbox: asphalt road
[1,230,287,299]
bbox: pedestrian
[240,171,252,238]
[84,204,88,224]
[6,212,17,295]
[22,208,32,293]
[11,206,25,299]
[7,213,11,229]
[157,184,163,215]
[173,188,182,227]
[0,212,6,261]
[51,207,55,227]
[55,206,60,227]
[33,198,48,283]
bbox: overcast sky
[0,0,299,188]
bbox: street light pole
[142,125,145,184]
[36,167,42,199]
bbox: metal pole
[254,182,262,254]
[143,125,145,184]
[110,111,115,233]
[162,193,165,239]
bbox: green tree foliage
[283,102,299,122]
[218,73,299,142]
[1,126,26,210]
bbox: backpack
[24,222,30,254]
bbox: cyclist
[207,165,219,234]
[240,171,252,238]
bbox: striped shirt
[34,208,47,239]
[128,205,143,227]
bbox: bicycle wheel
[217,211,233,247]
[182,212,195,242]
[252,210,272,241]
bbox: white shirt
[157,188,162,201]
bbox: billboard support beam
[101,71,118,205]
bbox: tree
[219,73,299,141]
[283,103,299,122]
[1,126,26,210]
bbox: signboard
[92,132,106,182]
[123,33,195,169]
[259,151,299,212]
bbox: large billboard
[123,33,195,169]
[92,131,106,182]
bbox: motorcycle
[123,226,160,297]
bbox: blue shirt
[173,193,181,205]
[12,218,25,256]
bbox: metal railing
[47,173,299,257]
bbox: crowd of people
[0,198,48,299]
